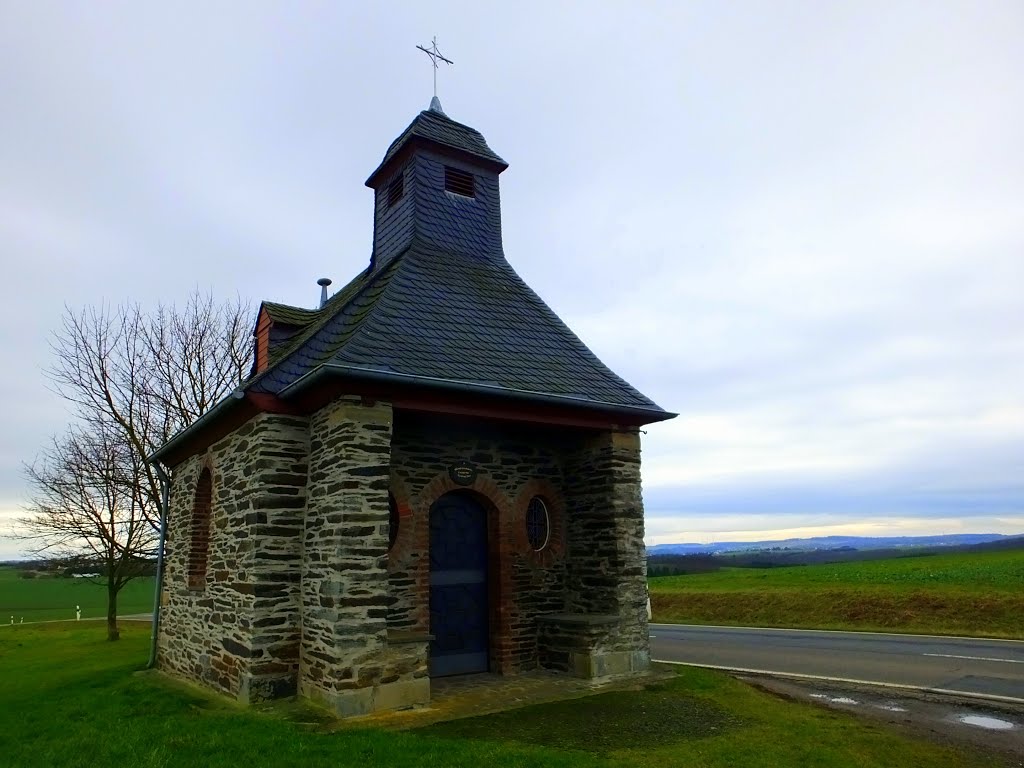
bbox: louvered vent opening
[387,172,404,207]
[444,166,475,198]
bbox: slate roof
[237,104,672,420]
[254,265,380,372]
[368,109,508,185]
[245,239,669,418]
[261,301,320,327]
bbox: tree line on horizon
[647,534,1024,576]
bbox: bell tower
[365,100,509,271]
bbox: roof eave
[147,389,246,465]
[279,363,677,425]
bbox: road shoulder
[745,676,1024,766]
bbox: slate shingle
[249,241,666,415]
[261,302,320,327]
[377,109,507,171]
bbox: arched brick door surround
[414,472,516,674]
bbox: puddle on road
[809,694,860,705]
[810,693,906,712]
[800,688,1019,735]
[956,714,1016,731]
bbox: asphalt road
[650,624,1024,702]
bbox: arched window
[526,496,550,552]
[187,468,213,589]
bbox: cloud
[0,1,1021,554]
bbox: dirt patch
[422,682,745,753]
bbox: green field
[0,566,155,623]
[649,548,1024,638]
[0,622,1001,768]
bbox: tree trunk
[106,582,120,641]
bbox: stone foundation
[537,614,650,678]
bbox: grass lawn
[649,549,1024,638]
[0,622,1006,767]
[0,566,154,623]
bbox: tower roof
[366,108,507,188]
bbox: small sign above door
[448,461,478,486]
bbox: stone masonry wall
[388,411,571,675]
[298,396,427,716]
[158,413,309,701]
[158,400,651,710]
[554,427,650,676]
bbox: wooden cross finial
[416,36,453,99]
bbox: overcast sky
[1,2,1021,558]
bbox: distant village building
[151,98,674,716]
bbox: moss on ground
[425,681,743,752]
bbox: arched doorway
[429,491,489,676]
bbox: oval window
[388,494,399,550]
[526,496,550,552]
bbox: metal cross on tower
[416,36,453,99]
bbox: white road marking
[651,659,1024,706]
[923,653,1024,664]
[649,623,1024,644]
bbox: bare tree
[20,423,153,640]
[142,292,252,442]
[46,291,252,532]
[21,290,253,639]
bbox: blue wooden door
[429,492,489,676]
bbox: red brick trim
[386,474,415,567]
[414,471,518,674]
[186,461,214,590]
[254,307,271,374]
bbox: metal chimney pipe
[317,277,332,308]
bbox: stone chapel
[151,97,675,716]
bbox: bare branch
[27,289,255,639]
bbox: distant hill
[647,533,1015,556]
